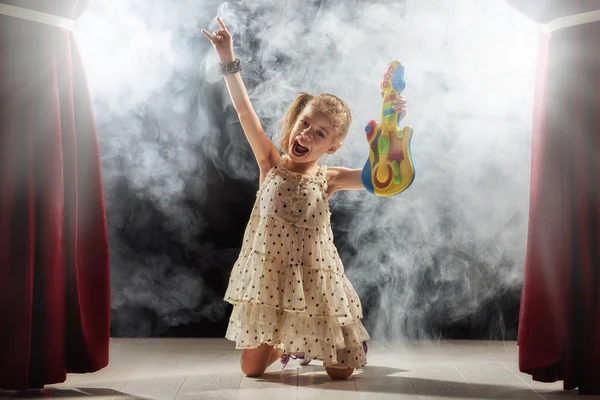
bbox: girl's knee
[241,360,267,377]
[240,344,276,378]
[325,366,355,380]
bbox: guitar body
[361,61,415,196]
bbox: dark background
[76,0,539,341]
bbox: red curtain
[506,0,600,394]
[0,0,110,390]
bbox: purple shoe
[280,354,305,369]
[363,341,368,355]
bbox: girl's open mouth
[292,140,309,157]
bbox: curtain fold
[507,0,600,394]
[0,0,110,390]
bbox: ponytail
[279,93,313,150]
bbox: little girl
[202,17,406,380]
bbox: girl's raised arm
[202,18,279,172]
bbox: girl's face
[288,106,341,163]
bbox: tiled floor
[2,338,598,399]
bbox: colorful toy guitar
[361,61,415,196]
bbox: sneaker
[300,358,311,366]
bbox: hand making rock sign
[202,17,235,63]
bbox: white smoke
[74,0,539,339]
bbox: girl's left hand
[202,17,235,63]
[393,95,407,120]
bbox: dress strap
[277,154,289,168]
[261,154,287,188]
[318,164,328,178]
[318,164,328,193]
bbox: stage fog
[74,0,539,340]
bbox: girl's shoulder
[324,165,344,181]
[268,153,284,169]
[324,165,343,195]
[259,153,284,183]
[325,165,364,193]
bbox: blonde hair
[279,93,352,150]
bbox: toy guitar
[361,61,415,196]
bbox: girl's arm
[326,167,365,194]
[202,18,279,173]
[221,64,280,172]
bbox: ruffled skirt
[224,214,369,369]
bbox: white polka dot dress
[224,154,369,369]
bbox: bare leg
[240,343,283,377]
[267,347,284,367]
[325,366,355,380]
